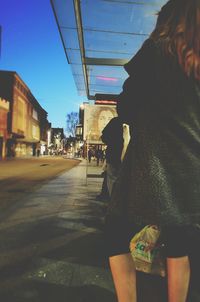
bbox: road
[0,156,80,212]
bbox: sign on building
[83,104,117,144]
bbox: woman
[105,1,200,301]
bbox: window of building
[32,108,38,121]
[32,124,40,140]
[17,96,26,132]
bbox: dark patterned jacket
[107,38,200,227]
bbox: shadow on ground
[0,282,116,302]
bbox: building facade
[78,99,130,160]
[0,70,50,158]
[0,97,10,159]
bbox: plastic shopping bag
[130,225,166,277]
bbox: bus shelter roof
[51,0,166,100]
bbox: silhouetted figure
[88,148,92,163]
[101,116,124,196]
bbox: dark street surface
[0,157,79,212]
[0,158,199,302]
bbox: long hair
[150,0,200,81]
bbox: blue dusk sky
[0,0,87,131]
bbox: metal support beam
[73,0,90,99]
[85,57,129,66]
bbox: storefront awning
[51,0,166,100]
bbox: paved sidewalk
[0,159,199,302]
[0,160,115,302]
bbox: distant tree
[66,111,79,137]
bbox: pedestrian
[105,1,200,302]
[101,116,124,197]
[36,149,40,157]
[88,148,92,163]
[95,148,101,166]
